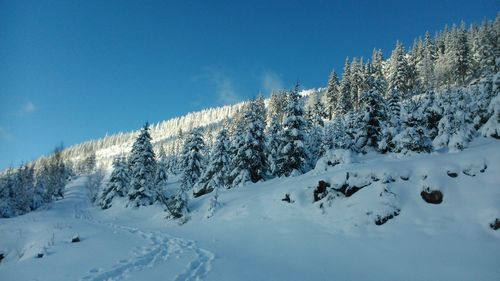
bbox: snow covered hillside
[1,14,499,281]
[1,138,499,281]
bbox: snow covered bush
[393,107,432,154]
[479,94,500,139]
[433,91,475,151]
[314,149,354,172]
[165,188,189,223]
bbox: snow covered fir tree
[127,123,158,207]
[1,11,500,280]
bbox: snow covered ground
[1,138,499,281]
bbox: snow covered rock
[446,170,459,178]
[375,209,400,225]
[420,188,443,204]
[314,149,354,172]
[71,235,80,243]
[313,180,330,202]
[462,162,487,177]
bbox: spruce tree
[473,20,496,77]
[306,91,326,127]
[350,58,364,110]
[433,91,475,151]
[275,85,308,176]
[155,158,169,188]
[267,90,287,124]
[322,117,352,154]
[128,123,157,207]
[45,144,67,200]
[13,164,34,214]
[230,97,267,187]
[324,70,339,120]
[266,114,283,177]
[337,59,353,114]
[100,156,130,209]
[165,188,189,223]
[393,107,432,154]
[388,41,412,98]
[358,89,386,151]
[179,128,205,191]
[370,49,388,95]
[417,32,437,92]
[0,168,15,217]
[455,22,472,85]
[193,128,231,197]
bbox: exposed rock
[375,209,400,225]
[480,164,487,173]
[193,186,214,198]
[463,163,488,177]
[332,172,372,197]
[490,218,500,230]
[370,174,380,182]
[420,189,443,204]
[400,175,409,181]
[462,169,476,177]
[0,252,4,263]
[326,160,340,167]
[334,181,371,197]
[71,235,81,243]
[313,180,330,202]
[36,252,44,258]
[446,171,458,178]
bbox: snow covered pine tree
[128,123,157,207]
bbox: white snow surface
[1,138,500,281]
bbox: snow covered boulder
[71,235,80,243]
[375,209,400,226]
[420,188,443,204]
[331,172,372,197]
[399,170,410,181]
[462,162,487,177]
[446,170,459,178]
[314,149,354,172]
[313,180,330,202]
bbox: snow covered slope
[1,138,499,281]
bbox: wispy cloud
[19,101,36,115]
[261,71,284,94]
[205,68,240,105]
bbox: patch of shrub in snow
[314,149,355,173]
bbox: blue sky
[0,0,497,169]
